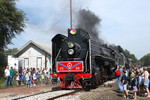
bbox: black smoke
[76,9,103,43]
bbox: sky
[8,0,150,59]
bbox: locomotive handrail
[54,48,62,72]
[85,51,89,73]
[89,39,92,73]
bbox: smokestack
[70,0,72,29]
[76,9,103,44]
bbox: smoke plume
[76,9,103,43]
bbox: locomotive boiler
[51,29,123,88]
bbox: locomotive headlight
[54,74,57,77]
[68,49,74,55]
[68,42,74,48]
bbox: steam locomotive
[51,29,130,88]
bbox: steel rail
[12,87,61,100]
[47,89,83,100]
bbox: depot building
[8,40,52,71]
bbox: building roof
[14,40,51,57]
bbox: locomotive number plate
[57,61,83,72]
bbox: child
[16,72,19,85]
[130,69,135,86]
[45,72,48,84]
[21,70,26,85]
[49,73,52,85]
[41,72,45,86]
[33,72,37,86]
[122,70,129,99]
[36,68,41,82]
[138,71,144,96]
[25,71,29,87]
[131,74,138,100]
[28,70,32,87]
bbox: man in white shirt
[4,66,10,86]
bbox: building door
[37,57,42,69]
[24,58,29,68]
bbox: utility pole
[70,0,72,29]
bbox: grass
[0,78,5,88]
[0,70,21,89]
[0,76,42,89]
[0,77,23,89]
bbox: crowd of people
[4,65,150,99]
[116,65,150,99]
[4,66,53,87]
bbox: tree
[140,53,150,66]
[125,49,138,64]
[0,51,7,77]
[0,48,18,77]
[0,0,27,51]
[5,48,18,54]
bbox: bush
[0,52,7,78]
[0,78,5,88]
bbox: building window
[24,58,29,68]
[37,57,42,69]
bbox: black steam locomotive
[51,29,129,88]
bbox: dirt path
[0,84,59,98]
[78,79,150,100]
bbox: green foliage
[125,49,150,66]
[0,52,7,66]
[0,78,5,88]
[125,49,138,64]
[0,51,7,78]
[5,48,18,54]
[140,53,150,66]
[0,0,27,51]
[0,48,18,78]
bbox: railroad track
[11,86,61,100]
[11,87,83,100]
[8,80,115,100]
[47,89,83,100]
